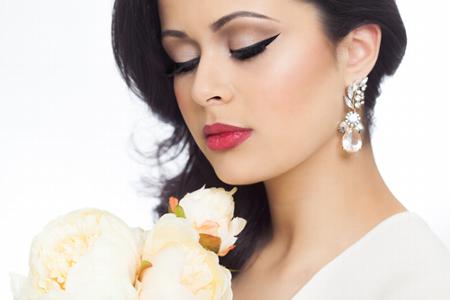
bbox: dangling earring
[337,76,368,153]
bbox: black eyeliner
[230,32,281,56]
[166,57,199,78]
[165,32,281,77]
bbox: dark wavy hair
[111,0,407,278]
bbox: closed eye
[165,33,281,78]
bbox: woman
[111,0,450,299]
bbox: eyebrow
[161,10,280,39]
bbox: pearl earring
[338,76,368,153]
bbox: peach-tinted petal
[168,196,179,213]
[196,220,220,234]
[218,244,236,257]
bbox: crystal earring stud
[338,76,368,153]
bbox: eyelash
[165,33,281,78]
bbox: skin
[156,0,407,299]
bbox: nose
[190,52,233,106]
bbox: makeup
[204,123,253,151]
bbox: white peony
[10,208,146,300]
[139,213,233,300]
[177,185,247,256]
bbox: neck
[262,132,406,268]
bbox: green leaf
[174,205,186,218]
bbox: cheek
[173,79,203,135]
[237,36,344,174]
[267,44,341,131]
[173,79,190,117]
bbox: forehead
[157,0,314,33]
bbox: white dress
[291,211,450,299]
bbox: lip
[203,123,252,137]
[203,123,253,151]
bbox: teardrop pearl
[342,127,362,153]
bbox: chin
[213,166,265,186]
[216,171,258,185]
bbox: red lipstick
[203,123,253,151]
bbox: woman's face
[158,0,347,185]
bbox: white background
[0,0,449,298]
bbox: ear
[337,23,382,86]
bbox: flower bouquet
[10,185,247,300]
